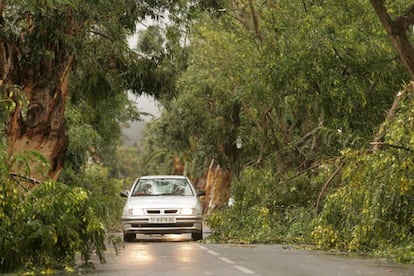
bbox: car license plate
[149,216,176,224]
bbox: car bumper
[122,215,203,234]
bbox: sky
[121,18,167,146]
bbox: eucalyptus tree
[0,0,183,182]
[157,0,407,179]
[308,1,414,260]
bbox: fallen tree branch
[371,82,414,151]
[370,142,413,153]
[314,157,345,217]
[10,172,41,185]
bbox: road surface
[85,233,414,276]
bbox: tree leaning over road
[136,0,414,262]
[0,0,180,182]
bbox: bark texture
[5,66,71,181]
[203,159,232,214]
[1,8,74,182]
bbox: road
[85,233,414,276]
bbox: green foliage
[1,0,183,172]
[207,168,316,244]
[10,150,50,181]
[146,0,407,178]
[207,205,284,244]
[0,179,107,273]
[137,4,414,262]
[138,25,165,56]
[137,118,187,176]
[312,88,414,263]
[17,181,106,267]
[64,101,103,172]
[0,148,24,272]
[64,90,141,177]
[0,139,108,273]
[112,145,141,180]
[60,163,125,232]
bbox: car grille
[146,209,178,214]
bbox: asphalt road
[85,233,414,276]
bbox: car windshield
[132,178,194,196]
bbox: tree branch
[10,172,41,186]
[314,157,345,216]
[370,0,414,79]
[248,0,263,41]
[370,142,413,153]
[294,127,321,148]
[90,30,114,42]
[371,83,414,151]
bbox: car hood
[125,195,199,209]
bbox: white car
[121,175,205,242]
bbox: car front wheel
[191,230,203,241]
[124,232,135,242]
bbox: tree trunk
[0,10,74,183]
[370,1,414,80]
[4,56,72,182]
[203,159,232,214]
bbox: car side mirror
[120,190,129,197]
[196,190,206,197]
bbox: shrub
[312,91,414,263]
[207,167,315,244]
[0,156,24,272]
[312,149,414,262]
[60,164,126,231]
[0,180,107,273]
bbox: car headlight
[180,208,195,215]
[128,208,144,216]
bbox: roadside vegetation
[138,0,414,264]
[207,86,414,264]
[1,0,414,274]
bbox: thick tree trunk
[203,159,232,214]
[4,57,72,182]
[1,33,73,184]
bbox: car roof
[138,175,187,180]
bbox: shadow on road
[119,223,212,244]
[130,234,193,243]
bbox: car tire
[191,230,203,241]
[124,232,135,242]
